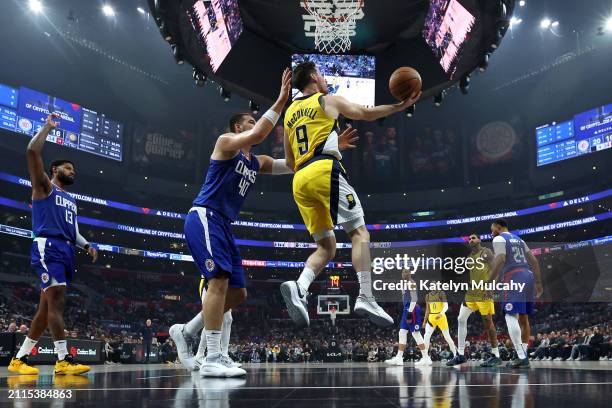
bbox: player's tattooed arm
[26,113,57,199]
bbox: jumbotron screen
[190,0,244,73]
[423,0,476,78]
[536,103,612,166]
[291,54,376,108]
[0,82,123,161]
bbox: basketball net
[302,0,364,54]
[330,307,337,326]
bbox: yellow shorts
[465,300,495,315]
[292,159,364,237]
[427,313,449,331]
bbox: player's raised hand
[396,91,422,111]
[45,113,60,129]
[338,126,359,151]
[277,68,292,104]
[88,246,99,263]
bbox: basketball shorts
[292,158,364,237]
[400,304,423,332]
[501,268,535,315]
[184,207,245,289]
[31,237,75,290]
[464,300,495,316]
[427,313,449,331]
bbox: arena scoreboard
[0,83,123,161]
[536,103,612,166]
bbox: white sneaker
[182,356,196,371]
[415,357,432,366]
[193,355,204,371]
[280,281,310,326]
[223,354,242,368]
[200,353,246,378]
[169,324,192,367]
[354,295,394,326]
[385,355,404,366]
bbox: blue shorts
[400,304,423,332]
[184,207,245,289]
[501,268,535,315]
[31,237,75,290]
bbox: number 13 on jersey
[296,125,309,156]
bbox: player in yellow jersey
[279,61,421,327]
[422,290,457,363]
[447,234,502,367]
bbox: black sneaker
[481,355,502,367]
[446,354,467,366]
[506,358,530,369]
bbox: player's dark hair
[229,113,251,133]
[492,219,508,228]
[293,61,317,91]
[49,159,74,176]
[470,233,479,238]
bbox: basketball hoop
[302,0,364,54]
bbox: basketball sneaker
[506,358,530,369]
[414,356,432,366]
[280,281,310,327]
[354,295,394,326]
[384,355,404,366]
[54,355,90,375]
[200,353,246,378]
[446,354,467,366]
[8,357,39,375]
[169,324,193,368]
[480,356,502,367]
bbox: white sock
[195,330,207,360]
[423,324,434,353]
[297,267,316,293]
[505,314,526,359]
[221,311,233,356]
[396,349,403,358]
[492,347,500,358]
[205,330,222,357]
[184,312,204,337]
[357,271,372,297]
[457,305,472,356]
[54,340,68,360]
[522,343,529,356]
[442,329,457,355]
[421,348,428,359]
[16,337,38,359]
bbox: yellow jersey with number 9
[284,93,341,171]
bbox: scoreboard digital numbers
[0,83,123,161]
[328,275,341,291]
[536,103,612,166]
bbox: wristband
[262,109,280,126]
[271,159,293,175]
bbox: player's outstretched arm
[256,155,293,175]
[216,69,292,153]
[323,91,421,121]
[26,114,57,199]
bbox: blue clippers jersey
[192,152,260,221]
[500,232,530,278]
[32,185,77,243]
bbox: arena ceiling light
[605,17,612,31]
[28,0,43,13]
[137,7,146,14]
[171,44,184,64]
[405,104,415,118]
[510,17,522,27]
[551,21,559,28]
[220,87,231,102]
[249,100,260,115]
[540,18,552,29]
[102,4,115,17]
[460,74,470,95]
[519,0,526,6]
[434,92,444,107]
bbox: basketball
[389,67,422,101]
